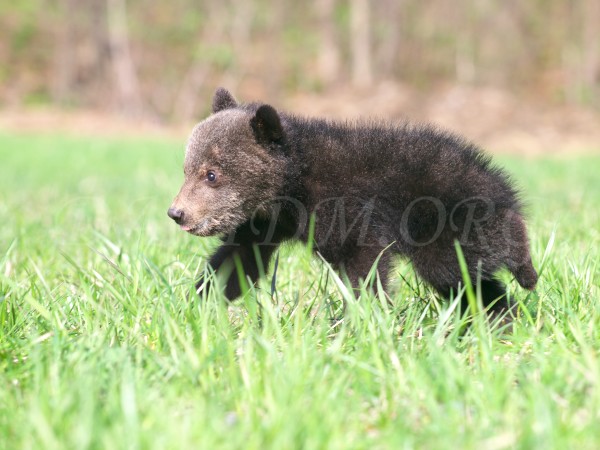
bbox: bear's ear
[250,104,284,145]
[212,87,238,113]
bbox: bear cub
[168,88,538,315]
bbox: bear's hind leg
[412,256,511,316]
[339,246,392,293]
[478,278,510,313]
[428,277,511,317]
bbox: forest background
[1,0,599,154]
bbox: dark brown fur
[168,88,538,314]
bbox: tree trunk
[222,0,254,92]
[266,0,285,98]
[172,2,227,122]
[106,0,143,116]
[454,3,476,84]
[582,0,600,103]
[375,0,401,79]
[52,0,76,104]
[350,0,373,88]
[316,0,340,86]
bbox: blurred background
[1,0,599,153]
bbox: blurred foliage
[0,0,598,119]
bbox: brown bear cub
[168,88,538,315]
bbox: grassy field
[0,131,599,450]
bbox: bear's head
[168,88,287,236]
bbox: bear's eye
[206,170,217,183]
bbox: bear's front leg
[195,221,280,300]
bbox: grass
[0,131,599,450]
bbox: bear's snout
[167,207,185,224]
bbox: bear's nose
[167,207,185,224]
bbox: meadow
[0,131,599,449]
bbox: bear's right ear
[212,88,238,113]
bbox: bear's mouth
[181,218,212,236]
[180,210,245,237]
[181,218,229,237]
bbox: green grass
[1,131,599,450]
